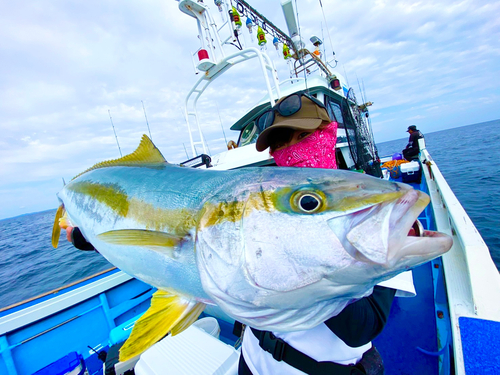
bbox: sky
[1,0,499,220]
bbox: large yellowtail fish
[52,135,452,361]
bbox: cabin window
[326,99,344,126]
[238,121,259,147]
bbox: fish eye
[299,194,320,212]
[291,191,324,214]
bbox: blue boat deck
[0,271,154,375]
[374,169,452,375]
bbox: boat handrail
[0,270,133,335]
[184,47,281,157]
[422,149,500,320]
[0,267,117,314]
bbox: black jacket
[324,286,396,346]
[406,131,424,150]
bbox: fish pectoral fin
[97,229,183,253]
[51,205,65,249]
[119,290,205,362]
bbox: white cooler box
[400,161,421,183]
[133,319,239,375]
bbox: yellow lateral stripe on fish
[51,204,65,248]
[66,182,198,234]
[127,198,198,233]
[71,134,166,181]
[118,290,205,362]
[68,181,130,217]
[199,189,278,229]
[330,191,407,212]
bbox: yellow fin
[51,205,65,248]
[72,134,166,181]
[171,302,206,336]
[97,229,182,253]
[119,290,205,362]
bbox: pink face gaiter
[271,121,338,169]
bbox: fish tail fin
[51,204,65,248]
[118,290,205,362]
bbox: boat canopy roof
[230,76,347,131]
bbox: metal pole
[108,110,122,157]
[141,100,153,141]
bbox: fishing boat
[1,1,499,374]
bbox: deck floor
[374,262,439,375]
[374,173,442,375]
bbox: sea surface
[1,119,499,309]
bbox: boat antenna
[182,143,190,159]
[317,0,338,69]
[321,22,327,62]
[141,100,153,141]
[202,128,212,155]
[108,109,122,157]
[215,101,228,145]
[293,0,308,91]
[362,79,368,106]
[356,74,367,107]
[343,64,350,87]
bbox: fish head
[196,168,452,330]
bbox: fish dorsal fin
[72,135,167,181]
[119,290,205,362]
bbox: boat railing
[0,271,137,335]
[420,148,500,374]
[184,46,280,158]
[421,148,500,318]
[0,267,117,315]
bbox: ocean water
[0,119,499,310]
[0,210,112,309]
[377,119,500,271]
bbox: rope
[381,160,409,169]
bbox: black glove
[71,227,96,251]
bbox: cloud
[1,0,500,219]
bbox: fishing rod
[108,109,122,157]
[215,101,228,145]
[141,100,153,141]
[182,143,190,159]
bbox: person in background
[238,92,400,375]
[402,125,424,161]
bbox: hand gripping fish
[52,135,452,361]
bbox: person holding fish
[56,90,449,372]
[239,92,404,375]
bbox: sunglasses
[255,92,326,133]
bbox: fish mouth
[327,189,452,267]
